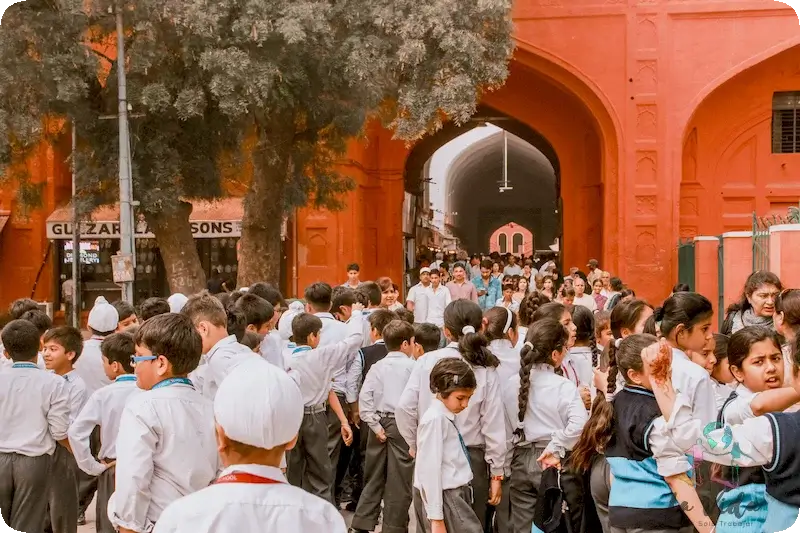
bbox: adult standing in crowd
[722,270,782,334]
[447,263,478,303]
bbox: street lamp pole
[116,0,135,303]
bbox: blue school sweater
[762,411,800,532]
[606,386,692,530]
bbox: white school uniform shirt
[63,370,89,424]
[201,335,254,400]
[490,339,520,386]
[572,294,597,312]
[359,351,415,435]
[0,362,70,456]
[153,464,347,533]
[671,347,717,425]
[514,326,528,354]
[562,346,594,389]
[414,399,473,521]
[315,312,354,399]
[396,342,507,476]
[423,285,451,327]
[68,375,142,477]
[287,311,364,407]
[502,364,588,457]
[74,336,112,395]
[712,379,737,412]
[109,380,219,533]
[719,383,759,425]
[406,282,431,323]
[259,330,285,370]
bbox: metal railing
[752,206,800,272]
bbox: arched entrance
[680,44,800,237]
[404,49,618,273]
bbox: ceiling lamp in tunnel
[498,130,513,193]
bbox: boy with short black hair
[69,332,141,533]
[20,309,53,337]
[0,320,70,533]
[42,326,87,533]
[235,293,282,367]
[112,300,138,331]
[9,298,39,320]
[412,323,442,358]
[182,291,253,400]
[343,263,361,289]
[109,313,218,533]
[351,320,417,533]
[285,305,365,504]
[138,297,170,323]
[331,287,357,323]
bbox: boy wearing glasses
[108,313,219,533]
[68,332,141,533]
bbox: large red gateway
[1,1,800,308]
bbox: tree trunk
[147,200,207,295]
[237,130,290,288]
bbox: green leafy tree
[0,0,513,290]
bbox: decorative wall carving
[635,195,657,215]
[636,152,658,185]
[636,105,658,140]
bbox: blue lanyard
[11,362,38,369]
[152,377,194,390]
[449,419,470,462]
[292,346,312,355]
[116,375,137,383]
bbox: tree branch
[87,46,115,65]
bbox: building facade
[1,0,800,310]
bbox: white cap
[278,301,304,340]
[168,293,189,313]
[88,296,119,333]
[214,358,303,449]
[419,267,431,274]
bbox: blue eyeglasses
[130,355,158,367]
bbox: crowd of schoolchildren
[2,263,800,533]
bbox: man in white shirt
[571,277,597,311]
[406,267,432,323]
[503,255,523,277]
[423,271,452,330]
[153,358,347,533]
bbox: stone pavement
[77,499,418,532]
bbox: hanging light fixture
[499,130,513,193]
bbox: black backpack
[533,467,584,533]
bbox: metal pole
[71,123,81,327]
[116,1,134,303]
[503,130,508,187]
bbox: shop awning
[0,211,9,236]
[46,198,244,239]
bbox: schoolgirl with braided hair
[396,299,506,531]
[513,289,550,364]
[597,299,654,395]
[601,335,713,533]
[501,318,588,533]
[563,305,600,408]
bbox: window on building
[512,233,523,254]
[772,92,800,153]
[499,233,507,254]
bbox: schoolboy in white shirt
[153,358,347,533]
[234,293,282,368]
[285,303,365,504]
[182,291,254,399]
[0,320,71,533]
[69,332,142,533]
[42,326,88,533]
[351,320,417,533]
[109,314,218,533]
